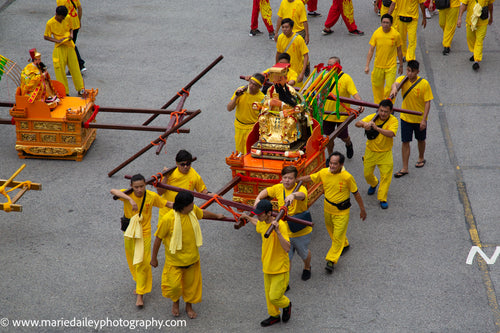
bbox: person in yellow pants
[438,0,461,55]
[111,174,170,307]
[241,200,292,327]
[388,0,427,61]
[298,152,367,272]
[151,191,224,319]
[44,6,84,96]
[227,74,265,154]
[355,99,398,209]
[365,14,404,104]
[457,0,495,71]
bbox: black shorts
[323,120,349,139]
[401,119,426,142]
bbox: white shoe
[425,8,431,19]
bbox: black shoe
[442,47,450,55]
[469,55,475,62]
[346,143,354,159]
[325,261,334,273]
[261,315,280,327]
[349,29,364,36]
[301,268,311,281]
[341,245,350,256]
[249,29,263,37]
[472,62,480,71]
[282,302,292,322]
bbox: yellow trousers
[396,19,418,61]
[371,65,397,104]
[466,24,488,62]
[324,213,350,263]
[263,272,290,317]
[234,125,253,154]
[52,45,84,94]
[438,7,459,48]
[161,260,202,304]
[363,149,393,202]
[124,235,152,295]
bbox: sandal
[394,170,409,178]
[415,159,426,168]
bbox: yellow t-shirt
[266,183,311,238]
[369,27,402,69]
[396,75,433,123]
[310,168,358,216]
[276,33,309,78]
[159,168,207,217]
[57,0,81,30]
[256,219,291,274]
[231,86,264,130]
[277,0,307,32]
[362,113,398,152]
[155,205,203,267]
[450,0,461,7]
[323,72,358,123]
[44,16,75,48]
[461,0,495,26]
[119,189,167,236]
[394,0,425,18]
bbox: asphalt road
[0,0,499,332]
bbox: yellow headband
[250,76,263,87]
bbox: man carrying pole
[298,152,366,273]
[355,99,398,209]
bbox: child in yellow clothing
[151,191,224,319]
[241,200,292,327]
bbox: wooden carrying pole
[142,55,224,126]
[107,109,201,177]
[326,95,422,116]
[155,90,190,155]
[371,75,409,123]
[263,181,303,238]
[156,183,314,227]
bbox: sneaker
[261,315,280,327]
[301,268,311,281]
[472,62,480,71]
[425,8,432,19]
[469,55,475,62]
[80,66,87,73]
[349,29,364,36]
[322,28,334,35]
[308,11,321,17]
[325,261,334,273]
[442,47,450,55]
[282,302,292,323]
[367,183,378,195]
[269,32,275,40]
[380,201,389,209]
[249,29,263,37]
[346,142,354,159]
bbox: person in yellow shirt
[355,99,398,209]
[240,200,292,327]
[323,56,364,158]
[438,0,461,55]
[227,74,265,154]
[255,166,312,282]
[43,6,84,96]
[276,18,309,87]
[157,150,209,220]
[110,174,172,308]
[57,0,85,71]
[298,152,367,273]
[365,14,404,104]
[390,60,433,177]
[457,0,495,71]
[151,191,225,319]
[388,0,427,62]
[275,0,310,44]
